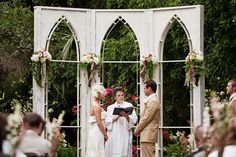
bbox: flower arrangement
[202,90,229,153]
[46,111,65,157]
[140,53,158,82]
[46,110,65,141]
[5,103,23,154]
[31,48,52,87]
[163,131,186,156]
[184,50,207,88]
[103,88,113,108]
[80,53,100,87]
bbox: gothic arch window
[100,16,141,156]
[44,16,81,156]
[45,16,80,60]
[158,14,193,157]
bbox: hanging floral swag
[80,53,100,87]
[184,50,207,88]
[140,53,158,82]
[31,48,52,87]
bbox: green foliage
[101,21,139,95]
[163,132,185,157]
[47,22,78,145]
[0,2,33,112]
[57,145,77,157]
[32,62,43,87]
[162,22,190,126]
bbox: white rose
[45,52,52,61]
[152,56,158,64]
[81,56,87,63]
[220,91,225,96]
[48,108,54,113]
[140,56,145,62]
[196,53,203,61]
[87,53,92,58]
[87,58,93,63]
[94,57,99,65]
[31,54,39,62]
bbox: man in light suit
[226,79,236,119]
[134,80,160,157]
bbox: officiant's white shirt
[105,101,137,157]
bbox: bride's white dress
[86,111,107,157]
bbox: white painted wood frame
[33,5,204,157]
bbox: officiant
[105,87,138,157]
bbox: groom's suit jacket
[227,93,236,118]
[135,95,160,143]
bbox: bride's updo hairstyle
[91,84,107,99]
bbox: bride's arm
[94,105,108,140]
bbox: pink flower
[105,101,113,107]
[72,105,78,113]
[131,95,136,102]
[128,95,137,102]
[106,88,113,97]
[133,145,138,157]
[163,131,169,140]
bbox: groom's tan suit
[135,94,160,157]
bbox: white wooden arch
[33,5,204,157]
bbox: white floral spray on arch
[184,50,207,89]
[31,48,52,87]
[80,53,100,87]
[140,53,158,82]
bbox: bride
[87,84,108,157]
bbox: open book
[112,107,133,116]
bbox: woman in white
[87,85,108,157]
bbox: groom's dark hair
[145,80,157,92]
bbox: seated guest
[220,117,236,156]
[0,113,26,157]
[184,125,205,157]
[18,112,50,157]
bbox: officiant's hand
[120,111,129,122]
[112,115,120,123]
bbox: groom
[134,80,160,157]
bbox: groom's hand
[134,130,140,137]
